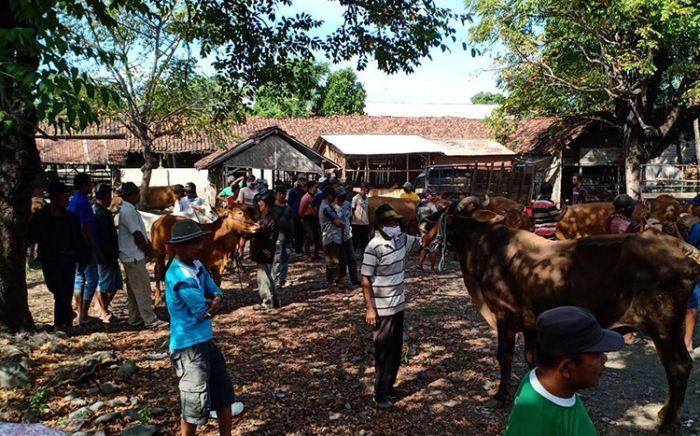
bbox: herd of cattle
[30,186,700,433]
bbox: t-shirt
[400,192,420,201]
[274,203,293,242]
[505,370,596,436]
[236,187,257,205]
[688,222,700,248]
[416,199,437,224]
[299,192,317,218]
[361,233,421,316]
[218,186,235,199]
[572,186,587,205]
[67,191,97,246]
[179,196,204,213]
[117,200,149,262]
[532,195,559,238]
[166,259,223,351]
[351,194,369,225]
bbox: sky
[202,0,501,105]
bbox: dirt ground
[9,252,700,435]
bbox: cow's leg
[523,329,537,369]
[494,316,517,403]
[647,319,691,435]
[153,255,164,307]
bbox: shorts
[74,261,99,300]
[170,340,235,425]
[97,263,123,293]
[688,284,700,309]
[419,222,441,253]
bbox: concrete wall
[120,168,216,207]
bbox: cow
[426,196,700,434]
[368,196,451,235]
[482,195,530,230]
[150,204,259,305]
[110,186,177,211]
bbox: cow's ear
[472,210,505,224]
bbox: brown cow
[429,196,700,434]
[151,204,259,305]
[482,195,530,230]
[368,196,451,234]
[110,186,177,211]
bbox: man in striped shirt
[361,204,422,409]
[532,182,563,240]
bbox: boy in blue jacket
[165,219,234,436]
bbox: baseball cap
[613,194,639,210]
[402,181,412,190]
[226,175,236,184]
[375,204,404,224]
[95,183,112,199]
[537,306,624,355]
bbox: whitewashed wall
[120,168,216,207]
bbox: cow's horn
[456,196,481,213]
[483,195,490,207]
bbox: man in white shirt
[351,182,370,254]
[236,175,258,205]
[117,182,167,329]
[180,182,206,214]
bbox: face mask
[382,226,400,238]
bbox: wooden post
[486,161,494,195]
[406,154,409,183]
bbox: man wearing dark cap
[505,306,623,435]
[684,194,700,351]
[361,204,422,408]
[29,181,87,331]
[165,219,235,435]
[117,182,167,329]
[92,184,122,322]
[250,192,280,309]
[181,182,206,214]
[606,194,641,234]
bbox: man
[235,175,258,205]
[336,187,360,286]
[288,177,307,254]
[250,193,280,309]
[299,181,321,261]
[68,173,100,324]
[29,181,87,332]
[92,184,123,323]
[272,186,293,288]
[532,182,562,240]
[399,181,419,201]
[311,177,327,210]
[351,183,370,255]
[361,204,422,408]
[684,194,700,351]
[165,219,234,436]
[172,184,186,215]
[416,189,439,272]
[117,182,168,329]
[505,306,623,435]
[319,187,346,290]
[252,178,268,204]
[572,173,587,205]
[607,194,641,234]
[180,182,206,214]
[217,175,242,205]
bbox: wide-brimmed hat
[537,306,624,355]
[117,182,139,196]
[375,203,404,224]
[95,183,112,199]
[166,219,211,244]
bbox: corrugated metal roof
[434,139,514,156]
[319,134,445,155]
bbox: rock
[321,427,330,434]
[274,392,286,399]
[69,407,93,420]
[443,400,459,408]
[46,342,67,354]
[70,398,88,407]
[0,361,32,387]
[99,382,119,394]
[350,356,363,363]
[89,401,105,412]
[121,424,161,436]
[122,408,140,419]
[94,431,107,436]
[130,396,139,406]
[402,334,410,343]
[150,407,166,416]
[72,432,91,436]
[0,345,30,368]
[95,411,121,424]
[144,352,168,361]
[109,397,128,407]
[329,412,342,420]
[344,402,352,410]
[117,360,138,380]
[65,391,80,400]
[359,431,367,436]
[87,387,101,396]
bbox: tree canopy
[469,0,700,195]
[320,69,367,116]
[470,91,504,105]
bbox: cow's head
[224,203,260,236]
[422,196,505,247]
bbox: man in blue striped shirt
[165,219,234,435]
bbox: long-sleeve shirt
[250,211,279,264]
[319,200,343,245]
[299,192,316,218]
[288,186,305,214]
[166,259,223,350]
[532,195,560,238]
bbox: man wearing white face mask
[361,204,422,409]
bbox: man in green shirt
[217,175,241,206]
[505,306,623,436]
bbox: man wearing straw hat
[165,219,236,435]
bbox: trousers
[256,263,278,307]
[42,257,77,327]
[373,310,404,399]
[122,259,158,326]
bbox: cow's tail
[468,283,498,331]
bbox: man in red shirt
[298,181,320,261]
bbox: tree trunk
[139,138,154,210]
[0,128,39,332]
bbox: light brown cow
[367,196,451,235]
[428,197,700,434]
[482,195,530,230]
[151,204,259,305]
[110,186,177,211]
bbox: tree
[470,91,504,105]
[319,69,367,116]
[80,1,237,207]
[1,0,463,332]
[469,0,700,196]
[252,61,329,117]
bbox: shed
[432,139,515,165]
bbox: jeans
[256,263,278,307]
[342,239,359,285]
[272,240,290,287]
[303,216,320,257]
[292,214,304,254]
[74,260,99,301]
[42,257,77,327]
